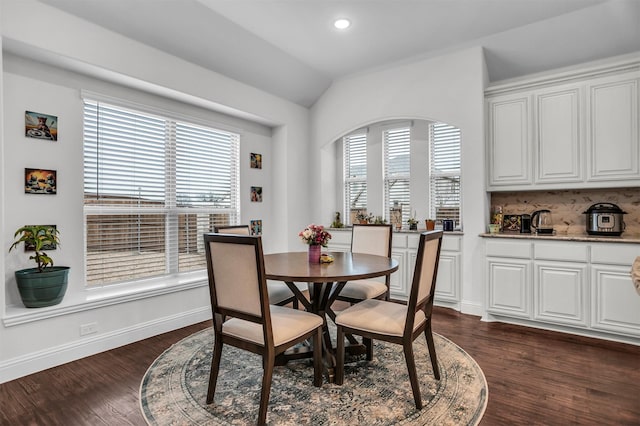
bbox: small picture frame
[24,225,57,251]
[250,219,262,235]
[25,111,58,141]
[250,153,262,169]
[250,186,262,202]
[502,215,522,233]
[25,168,57,194]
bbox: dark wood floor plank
[1,307,639,425]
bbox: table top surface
[264,251,398,282]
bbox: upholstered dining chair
[336,223,393,303]
[335,230,443,410]
[214,225,299,308]
[203,233,323,426]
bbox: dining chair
[214,225,299,308]
[335,230,443,410]
[336,223,393,303]
[204,233,323,426]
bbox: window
[429,122,461,225]
[83,98,240,287]
[343,132,367,224]
[384,126,411,224]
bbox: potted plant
[9,225,69,308]
[407,217,419,230]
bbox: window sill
[3,271,208,327]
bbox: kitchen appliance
[520,214,531,234]
[583,203,626,236]
[442,219,454,231]
[531,209,554,234]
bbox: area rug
[140,327,487,425]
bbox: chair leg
[424,323,440,380]
[313,327,323,387]
[335,325,345,385]
[206,338,224,404]
[364,337,374,361]
[257,351,275,426]
[403,342,423,410]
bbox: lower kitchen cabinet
[484,237,640,344]
[327,229,462,308]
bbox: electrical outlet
[80,322,98,336]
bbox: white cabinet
[327,230,462,307]
[533,242,589,327]
[535,84,583,183]
[485,237,640,343]
[486,59,640,191]
[590,243,640,337]
[487,258,531,318]
[487,93,532,187]
[587,73,640,182]
[486,239,531,318]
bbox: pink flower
[299,224,332,247]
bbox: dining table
[264,250,399,381]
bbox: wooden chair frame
[214,225,298,308]
[204,233,323,425]
[335,230,443,410]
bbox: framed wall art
[25,111,58,141]
[25,168,57,194]
[250,152,262,169]
[250,219,262,235]
[250,186,262,202]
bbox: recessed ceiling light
[334,18,351,30]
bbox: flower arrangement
[299,224,332,247]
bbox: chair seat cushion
[335,299,426,337]
[223,305,323,346]
[267,281,295,304]
[338,279,387,300]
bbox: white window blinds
[344,132,367,224]
[83,99,240,287]
[384,127,411,225]
[429,122,461,226]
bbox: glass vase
[308,244,321,263]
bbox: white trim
[0,306,211,384]
[3,273,207,327]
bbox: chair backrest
[204,233,270,327]
[214,225,251,235]
[351,224,393,257]
[406,230,443,327]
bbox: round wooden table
[264,251,399,381]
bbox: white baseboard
[460,300,484,317]
[0,307,211,384]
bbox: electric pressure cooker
[583,203,626,236]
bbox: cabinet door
[487,94,533,187]
[535,85,583,183]
[487,258,531,318]
[389,250,408,301]
[591,264,640,336]
[587,74,640,181]
[434,252,460,303]
[534,261,588,327]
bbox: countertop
[480,232,640,244]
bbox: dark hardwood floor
[1,306,639,425]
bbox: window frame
[83,95,240,288]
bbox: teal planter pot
[15,266,69,308]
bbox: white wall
[0,0,310,383]
[311,47,489,315]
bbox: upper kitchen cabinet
[487,93,533,187]
[485,55,640,191]
[587,72,639,182]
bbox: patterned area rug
[140,327,487,425]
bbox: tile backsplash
[491,188,640,236]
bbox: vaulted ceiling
[35,0,640,107]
